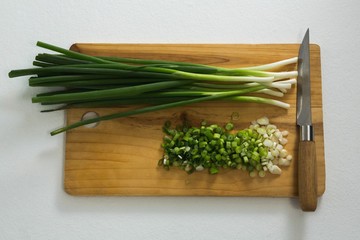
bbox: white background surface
[1,0,360,239]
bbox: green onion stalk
[8,41,298,135]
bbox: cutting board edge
[63,188,325,197]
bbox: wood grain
[64,44,325,197]
[298,141,317,211]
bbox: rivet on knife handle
[296,29,318,211]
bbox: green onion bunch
[9,42,298,135]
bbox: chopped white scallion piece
[281,130,289,137]
[276,144,283,151]
[257,128,267,135]
[283,160,291,166]
[279,138,288,145]
[280,149,288,158]
[269,165,282,175]
[196,165,204,171]
[274,131,282,139]
[271,149,280,157]
[263,139,273,147]
[257,116,269,125]
[278,158,287,166]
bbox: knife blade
[296,29,317,211]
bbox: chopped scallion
[160,117,291,176]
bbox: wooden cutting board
[64,43,325,197]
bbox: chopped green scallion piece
[209,166,219,175]
[225,122,234,131]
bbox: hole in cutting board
[81,111,100,128]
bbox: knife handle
[298,140,317,211]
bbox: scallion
[160,117,292,176]
[8,41,298,135]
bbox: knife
[297,29,318,211]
